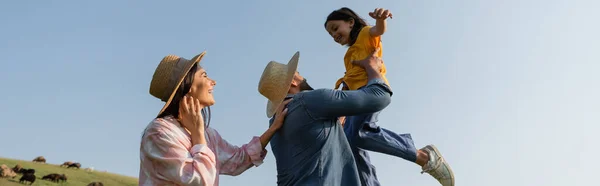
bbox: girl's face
[325,19,354,46]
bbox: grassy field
[0,157,138,186]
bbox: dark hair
[157,63,212,128]
[324,7,368,46]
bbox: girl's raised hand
[369,8,393,20]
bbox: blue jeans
[344,108,418,186]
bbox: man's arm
[302,48,391,119]
[302,79,392,119]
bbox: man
[257,49,391,186]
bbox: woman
[139,51,290,186]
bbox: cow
[18,169,36,185]
[42,173,59,182]
[42,173,67,183]
[60,161,74,167]
[0,164,17,178]
[11,164,22,173]
[32,156,46,163]
[18,168,35,174]
[67,162,81,169]
[59,174,67,182]
[87,181,104,186]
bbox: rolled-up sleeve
[212,129,267,176]
[141,129,217,186]
[302,78,393,119]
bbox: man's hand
[351,47,383,71]
[338,116,347,127]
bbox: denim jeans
[343,88,418,186]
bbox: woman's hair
[324,7,369,46]
[157,63,211,128]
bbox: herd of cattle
[0,156,104,186]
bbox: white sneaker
[420,144,455,186]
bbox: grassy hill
[0,157,138,186]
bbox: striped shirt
[139,115,267,186]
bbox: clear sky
[0,0,598,185]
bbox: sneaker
[420,144,455,186]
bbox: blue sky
[0,0,598,185]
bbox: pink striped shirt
[139,115,267,186]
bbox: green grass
[0,157,138,186]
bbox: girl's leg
[348,113,455,186]
[415,149,430,166]
[348,111,419,163]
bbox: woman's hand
[179,95,207,145]
[259,98,292,149]
[270,99,292,130]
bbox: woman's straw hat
[149,51,206,117]
[258,51,300,118]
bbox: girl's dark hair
[157,63,211,128]
[324,7,368,46]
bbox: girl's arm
[370,19,387,37]
[369,8,393,37]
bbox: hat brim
[156,51,207,117]
[266,51,300,118]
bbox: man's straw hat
[149,51,206,117]
[258,51,300,118]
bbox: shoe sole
[427,145,455,186]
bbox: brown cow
[59,174,67,182]
[32,156,46,163]
[0,164,17,178]
[42,173,60,182]
[67,162,81,169]
[60,161,74,167]
[12,164,22,173]
[42,173,67,183]
[87,181,104,186]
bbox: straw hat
[149,51,206,117]
[258,51,300,118]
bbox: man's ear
[290,79,300,87]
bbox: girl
[324,7,455,186]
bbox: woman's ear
[187,84,195,94]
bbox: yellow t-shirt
[334,26,389,90]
